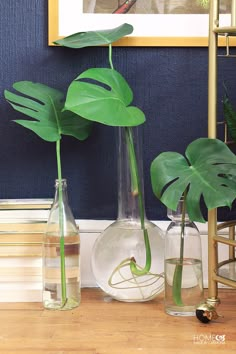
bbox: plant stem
[172,192,187,306]
[109,44,114,70]
[56,139,67,305]
[108,43,151,276]
[125,127,151,276]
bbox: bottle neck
[117,127,146,221]
[54,178,69,205]
[167,198,190,223]
[46,178,78,236]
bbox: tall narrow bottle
[91,127,164,302]
[165,199,204,316]
[42,179,80,310]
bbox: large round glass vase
[92,219,164,302]
[91,127,164,302]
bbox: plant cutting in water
[151,137,236,306]
[55,24,164,297]
[4,82,92,308]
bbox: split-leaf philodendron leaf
[4,81,92,142]
[64,68,145,127]
[150,138,236,223]
[54,23,133,48]
[4,81,93,310]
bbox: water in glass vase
[92,220,164,302]
[43,233,80,310]
[165,257,203,316]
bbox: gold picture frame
[48,0,236,47]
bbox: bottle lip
[167,198,190,221]
[167,211,190,221]
[55,178,67,186]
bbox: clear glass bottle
[42,179,80,310]
[91,127,164,302]
[165,199,204,316]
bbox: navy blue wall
[0,1,236,220]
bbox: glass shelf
[218,260,236,282]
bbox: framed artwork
[48,0,235,46]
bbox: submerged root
[108,258,164,300]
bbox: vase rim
[55,178,67,186]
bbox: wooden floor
[0,288,235,354]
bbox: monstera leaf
[5,81,93,309]
[4,81,92,142]
[151,138,236,222]
[64,68,145,127]
[54,23,133,48]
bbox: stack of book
[0,199,52,302]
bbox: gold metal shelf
[215,28,236,56]
[213,274,236,288]
[214,235,236,247]
[214,26,236,35]
[207,0,236,311]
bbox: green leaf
[150,138,236,222]
[64,68,145,127]
[223,93,236,144]
[54,23,133,48]
[4,81,92,142]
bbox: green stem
[125,127,151,276]
[56,139,67,305]
[109,44,114,70]
[172,192,187,306]
[108,43,151,277]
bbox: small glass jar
[164,199,204,316]
[42,179,81,310]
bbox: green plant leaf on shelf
[223,93,236,144]
[150,138,236,223]
[4,81,92,142]
[64,68,146,127]
[198,0,209,9]
[54,23,133,48]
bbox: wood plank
[0,288,235,353]
[0,244,42,256]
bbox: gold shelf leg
[232,0,236,26]
[207,0,220,305]
[207,209,219,303]
[229,225,235,260]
